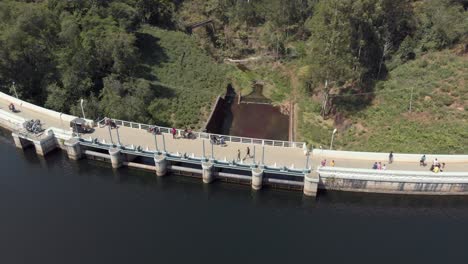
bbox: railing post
[261,143,265,166]
[116,126,121,146]
[154,133,159,153]
[253,145,256,164]
[211,139,214,160]
[202,139,206,160]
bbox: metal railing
[78,136,311,174]
[97,118,307,149]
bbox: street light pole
[116,126,121,146]
[80,99,86,119]
[330,128,337,150]
[12,81,18,99]
[107,125,114,144]
[154,133,159,152]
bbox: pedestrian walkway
[1,95,467,172]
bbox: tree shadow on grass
[134,32,169,82]
[332,66,390,116]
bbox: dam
[1,91,467,196]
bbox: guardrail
[318,166,468,183]
[98,118,307,149]
[79,137,311,174]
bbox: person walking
[420,155,426,166]
[171,127,177,139]
[237,149,241,162]
[389,151,394,164]
[244,146,251,160]
[330,160,335,167]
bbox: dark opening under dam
[206,85,289,141]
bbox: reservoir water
[211,85,290,141]
[1,129,468,264]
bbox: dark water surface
[221,101,289,140]
[1,130,468,264]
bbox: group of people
[210,135,226,146]
[421,155,446,173]
[372,162,387,170]
[320,159,335,167]
[170,127,195,139]
[104,117,117,129]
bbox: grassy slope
[298,50,468,154]
[137,26,235,128]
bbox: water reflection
[2,128,468,263]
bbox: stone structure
[202,162,214,183]
[65,138,83,160]
[108,148,122,169]
[303,172,319,197]
[11,132,32,149]
[251,167,264,190]
[154,154,168,176]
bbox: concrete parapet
[109,148,122,169]
[318,167,468,195]
[313,149,468,163]
[11,132,32,149]
[303,171,319,197]
[65,138,83,160]
[251,167,264,190]
[202,162,214,184]
[154,154,168,176]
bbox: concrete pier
[109,148,122,169]
[64,138,83,160]
[32,132,57,156]
[11,132,32,149]
[202,162,214,184]
[303,171,319,197]
[251,167,264,190]
[154,154,168,176]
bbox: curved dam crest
[0,91,468,196]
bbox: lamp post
[12,81,19,99]
[154,133,159,153]
[79,99,86,119]
[116,126,121,146]
[330,128,337,150]
[107,124,114,144]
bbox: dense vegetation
[0,0,466,153]
[0,0,233,127]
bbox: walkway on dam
[1,96,467,172]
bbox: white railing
[98,118,307,149]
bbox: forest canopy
[0,0,466,153]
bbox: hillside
[298,49,468,154]
[136,26,234,127]
[0,0,466,154]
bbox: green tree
[306,0,359,117]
